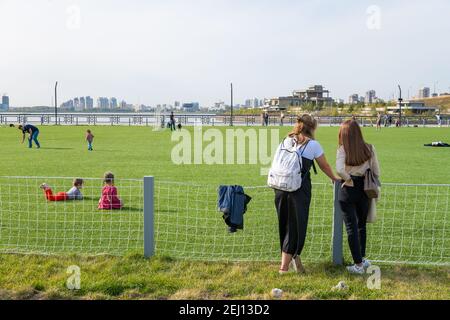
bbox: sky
[1,0,450,107]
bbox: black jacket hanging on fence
[218,185,252,233]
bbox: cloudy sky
[1,0,449,107]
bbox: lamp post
[398,85,403,127]
[230,83,234,126]
[54,81,58,125]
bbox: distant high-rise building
[97,97,109,109]
[418,87,431,99]
[182,102,200,112]
[85,96,94,109]
[110,97,118,108]
[120,100,127,109]
[61,99,74,110]
[80,97,86,110]
[244,98,262,108]
[74,97,82,111]
[365,90,376,105]
[1,95,10,111]
[348,94,359,104]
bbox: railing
[0,112,448,127]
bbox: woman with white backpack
[269,114,338,274]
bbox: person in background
[40,179,84,202]
[18,124,40,149]
[86,129,94,151]
[169,112,176,131]
[436,114,442,127]
[275,114,339,274]
[280,112,285,126]
[336,120,380,274]
[98,172,123,210]
[376,113,382,131]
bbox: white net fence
[0,177,448,266]
[365,183,450,266]
[0,177,144,255]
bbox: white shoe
[362,259,371,269]
[347,264,365,275]
[40,183,50,190]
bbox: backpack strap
[312,161,318,175]
[299,139,319,175]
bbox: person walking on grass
[18,123,40,149]
[274,114,339,274]
[336,120,381,274]
[86,129,94,151]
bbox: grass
[0,254,448,300]
[0,124,449,300]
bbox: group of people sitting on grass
[40,172,123,210]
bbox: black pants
[338,176,369,264]
[274,179,312,257]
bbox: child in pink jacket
[98,172,123,210]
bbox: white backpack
[268,138,309,192]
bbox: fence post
[144,176,155,258]
[332,182,344,265]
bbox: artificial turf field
[0,124,449,300]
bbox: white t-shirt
[296,140,324,160]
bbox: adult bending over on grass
[275,114,339,274]
[336,120,381,274]
[98,172,123,210]
[18,123,40,149]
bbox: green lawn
[0,124,449,300]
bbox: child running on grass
[86,129,94,151]
[40,179,84,202]
[98,172,123,210]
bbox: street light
[230,83,234,126]
[54,81,58,125]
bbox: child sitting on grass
[98,172,123,210]
[40,179,84,202]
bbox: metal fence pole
[144,176,155,258]
[332,182,344,265]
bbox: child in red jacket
[98,172,123,210]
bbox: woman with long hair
[275,114,339,274]
[336,120,381,274]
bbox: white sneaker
[40,183,50,190]
[347,264,365,275]
[362,259,371,269]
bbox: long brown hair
[289,114,317,141]
[339,120,372,166]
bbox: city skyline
[1,0,450,107]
